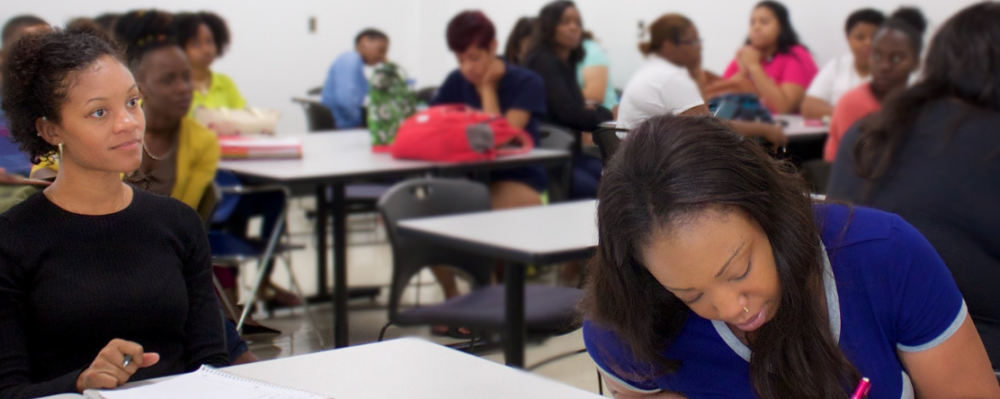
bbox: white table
[775,114,828,138]
[41,338,602,399]
[397,200,598,368]
[219,130,571,349]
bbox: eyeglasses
[676,38,703,47]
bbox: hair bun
[638,41,652,55]
[890,7,927,35]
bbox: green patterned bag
[367,62,417,151]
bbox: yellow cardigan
[32,117,221,209]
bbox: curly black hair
[0,27,125,163]
[173,11,230,56]
[113,10,179,71]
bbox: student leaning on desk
[580,115,1000,398]
[0,26,228,399]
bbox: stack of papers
[84,366,330,399]
[219,136,303,160]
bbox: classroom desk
[219,130,571,349]
[40,338,603,399]
[397,200,598,368]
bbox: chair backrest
[378,178,495,322]
[305,102,337,132]
[210,170,243,225]
[415,86,438,105]
[0,129,31,176]
[197,181,222,228]
[592,127,627,166]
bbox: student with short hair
[0,15,49,128]
[801,9,886,120]
[173,11,246,116]
[320,28,389,129]
[583,114,999,399]
[823,7,924,162]
[707,1,818,114]
[0,26,228,398]
[828,2,1000,369]
[428,11,547,314]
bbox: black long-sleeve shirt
[0,188,229,399]
[523,48,614,132]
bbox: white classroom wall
[1,0,981,133]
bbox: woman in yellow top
[173,12,246,115]
[31,11,219,211]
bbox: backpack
[707,93,775,123]
[390,105,534,162]
[367,62,418,152]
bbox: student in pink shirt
[824,8,925,161]
[706,1,817,114]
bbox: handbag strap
[496,130,535,156]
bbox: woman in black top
[524,1,612,201]
[827,2,1000,370]
[524,1,613,131]
[0,27,228,398]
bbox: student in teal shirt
[577,33,618,110]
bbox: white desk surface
[43,338,601,399]
[219,130,570,183]
[776,114,828,137]
[398,200,598,263]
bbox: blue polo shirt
[431,62,548,193]
[584,204,967,399]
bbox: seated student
[524,0,612,199]
[617,13,785,145]
[173,12,246,117]
[427,11,546,322]
[0,15,50,128]
[828,2,1000,370]
[823,8,924,162]
[706,1,818,114]
[32,10,220,211]
[174,11,296,310]
[578,32,618,111]
[0,27,228,398]
[503,17,535,66]
[320,29,388,129]
[801,9,885,120]
[582,115,1000,398]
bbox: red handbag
[390,105,534,162]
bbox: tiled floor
[233,197,609,396]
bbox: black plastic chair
[376,178,583,351]
[292,88,337,132]
[802,159,833,195]
[592,126,628,166]
[415,86,438,105]
[539,123,577,203]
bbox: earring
[58,143,64,160]
[743,306,749,314]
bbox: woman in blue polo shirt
[582,115,999,398]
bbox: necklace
[142,134,176,161]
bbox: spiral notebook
[84,365,330,399]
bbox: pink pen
[849,377,871,399]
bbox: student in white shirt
[619,14,785,145]
[801,9,885,120]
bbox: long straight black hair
[748,1,805,54]
[530,0,585,65]
[582,115,860,399]
[854,2,1000,179]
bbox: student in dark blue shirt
[428,11,547,331]
[581,115,999,398]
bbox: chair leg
[377,322,393,342]
[597,368,603,396]
[213,273,239,321]
[237,212,287,333]
[468,330,477,355]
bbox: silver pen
[122,354,133,368]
